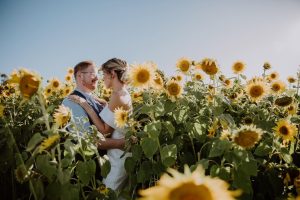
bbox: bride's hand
[68,95,87,106]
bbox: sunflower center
[272,84,280,91]
[137,69,150,83]
[168,83,180,95]
[195,74,202,80]
[169,183,213,200]
[249,85,264,97]
[179,61,190,72]
[279,126,289,135]
[270,74,276,79]
[234,131,259,148]
[53,81,60,88]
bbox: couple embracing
[62,58,132,193]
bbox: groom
[62,60,125,149]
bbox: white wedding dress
[99,102,131,191]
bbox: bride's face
[103,70,112,88]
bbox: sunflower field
[0,58,300,200]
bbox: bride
[68,58,132,192]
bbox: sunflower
[263,62,271,70]
[232,61,246,74]
[245,77,269,102]
[275,96,293,107]
[0,104,4,118]
[224,79,233,88]
[233,125,263,149]
[67,68,74,74]
[97,184,109,196]
[176,74,183,82]
[220,129,231,140]
[44,86,52,98]
[153,73,164,89]
[49,78,61,90]
[62,85,73,97]
[53,105,71,128]
[273,119,297,141]
[268,72,279,80]
[165,80,183,102]
[129,63,155,89]
[65,74,72,82]
[8,70,21,84]
[200,58,219,76]
[194,72,204,81]
[176,58,191,73]
[287,104,298,115]
[39,134,60,153]
[139,165,240,200]
[15,165,31,183]
[114,107,129,128]
[271,80,286,94]
[287,76,296,84]
[131,91,143,103]
[19,70,41,99]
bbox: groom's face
[80,65,99,91]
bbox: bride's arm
[68,95,113,135]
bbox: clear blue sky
[1,0,300,83]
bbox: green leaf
[154,101,165,117]
[98,155,111,178]
[60,183,80,200]
[189,123,206,142]
[132,145,143,162]
[124,157,136,173]
[239,159,257,176]
[26,133,44,152]
[76,160,96,185]
[141,138,158,159]
[233,169,252,194]
[164,100,177,113]
[144,121,161,138]
[209,139,231,158]
[164,121,175,138]
[32,178,45,200]
[254,142,272,156]
[160,144,177,167]
[210,165,231,181]
[137,168,146,183]
[36,155,57,182]
[173,109,188,124]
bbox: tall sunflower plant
[122,59,300,200]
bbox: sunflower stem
[37,92,50,131]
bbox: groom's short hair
[74,60,95,79]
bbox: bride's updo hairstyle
[100,58,128,83]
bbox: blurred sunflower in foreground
[139,165,241,200]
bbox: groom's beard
[82,77,98,91]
